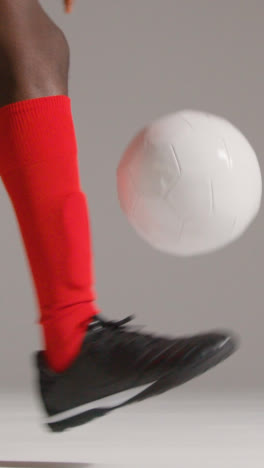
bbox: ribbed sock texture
[0,95,100,372]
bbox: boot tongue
[80,315,104,351]
[85,314,104,333]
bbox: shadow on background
[0,463,93,468]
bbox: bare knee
[0,1,70,104]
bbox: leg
[0,0,99,372]
[0,0,69,106]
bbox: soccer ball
[116,110,262,256]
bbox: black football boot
[34,314,238,432]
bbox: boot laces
[95,314,164,348]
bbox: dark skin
[0,0,73,107]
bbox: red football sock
[0,95,100,373]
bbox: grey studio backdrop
[0,0,263,394]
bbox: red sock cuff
[0,95,76,176]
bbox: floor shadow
[0,463,93,468]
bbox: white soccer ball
[117,110,262,256]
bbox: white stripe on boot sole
[45,381,157,424]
